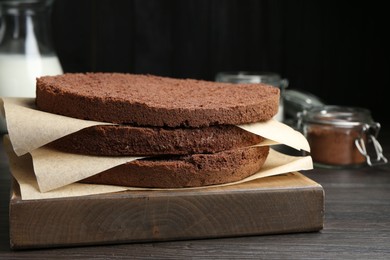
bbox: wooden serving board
[9,172,324,249]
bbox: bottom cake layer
[81,146,269,188]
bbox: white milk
[0,54,63,132]
[0,54,63,97]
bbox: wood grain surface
[1,131,390,259]
[9,172,323,249]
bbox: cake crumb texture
[36,73,280,127]
[80,146,269,188]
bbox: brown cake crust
[36,73,280,127]
[49,124,264,156]
[80,146,269,188]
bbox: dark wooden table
[1,130,390,259]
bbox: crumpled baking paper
[1,97,313,200]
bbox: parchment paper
[1,98,310,155]
[1,97,313,197]
[31,146,143,192]
[1,98,110,156]
[4,136,313,200]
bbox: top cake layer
[36,73,280,127]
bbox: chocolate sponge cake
[36,73,280,127]
[80,146,269,188]
[49,124,264,156]
[35,72,276,188]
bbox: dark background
[51,0,389,127]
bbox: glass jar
[298,105,387,168]
[215,71,288,121]
[0,0,63,98]
[0,0,63,133]
[283,89,325,120]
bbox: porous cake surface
[36,73,280,127]
[49,124,264,156]
[80,146,269,188]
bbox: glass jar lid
[283,89,324,120]
[215,71,288,88]
[301,105,374,127]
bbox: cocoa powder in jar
[299,105,379,168]
[307,124,366,166]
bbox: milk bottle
[0,0,63,133]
